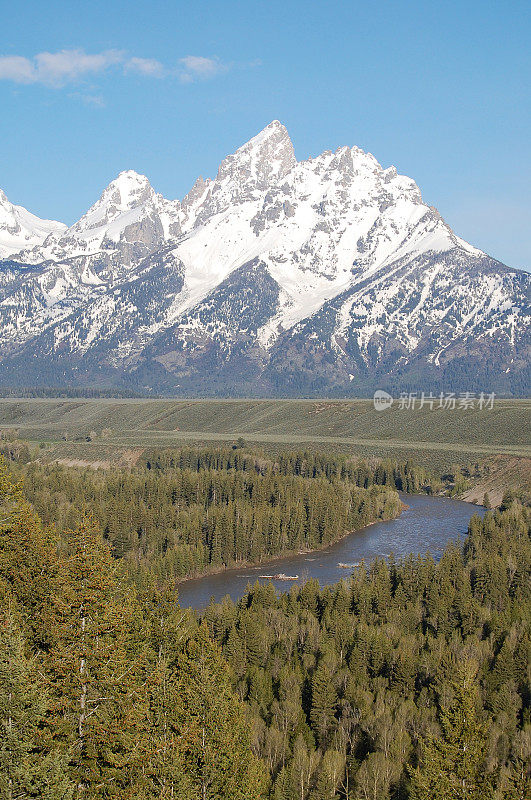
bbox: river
[177,493,485,609]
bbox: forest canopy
[6,447,419,581]
[203,495,531,799]
[0,448,529,798]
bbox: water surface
[177,493,485,609]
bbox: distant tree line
[0,386,157,398]
[143,448,429,493]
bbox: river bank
[176,493,485,609]
[172,496,403,585]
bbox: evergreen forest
[0,446,528,798]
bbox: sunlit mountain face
[0,121,529,395]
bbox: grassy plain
[0,397,529,472]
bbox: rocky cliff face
[0,121,529,395]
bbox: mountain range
[0,121,529,396]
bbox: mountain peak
[69,171,156,235]
[240,119,293,157]
[101,170,153,204]
[216,120,296,192]
[252,119,289,140]
[112,169,151,185]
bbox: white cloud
[124,57,165,78]
[0,49,123,87]
[179,55,228,83]
[0,55,36,83]
[0,49,234,90]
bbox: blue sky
[1,0,529,270]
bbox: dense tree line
[0,387,154,398]
[143,447,429,493]
[12,448,406,581]
[202,497,531,799]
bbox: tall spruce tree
[47,517,147,798]
[0,609,74,800]
[171,626,266,799]
[310,658,337,744]
[410,660,495,800]
[0,458,61,650]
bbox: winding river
[177,493,485,609]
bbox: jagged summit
[87,169,154,207]
[0,123,528,395]
[233,119,293,154]
[213,120,296,201]
[6,169,182,268]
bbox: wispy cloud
[69,91,106,108]
[0,49,124,87]
[124,57,165,78]
[179,55,228,83]
[0,48,240,91]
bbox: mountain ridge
[0,121,529,396]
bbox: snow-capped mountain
[0,189,66,258]
[0,121,529,395]
[13,169,181,274]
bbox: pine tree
[310,659,336,744]
[142,659,193,800]
[171,626,267,799]
[139,585,193,800]
[0,458,61,649]
[410,660,495,800]
[221,621,241,666]
[241,609,266,667]
[0,609,74,800]
[47,516,147,797]
[272,766,294,800]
